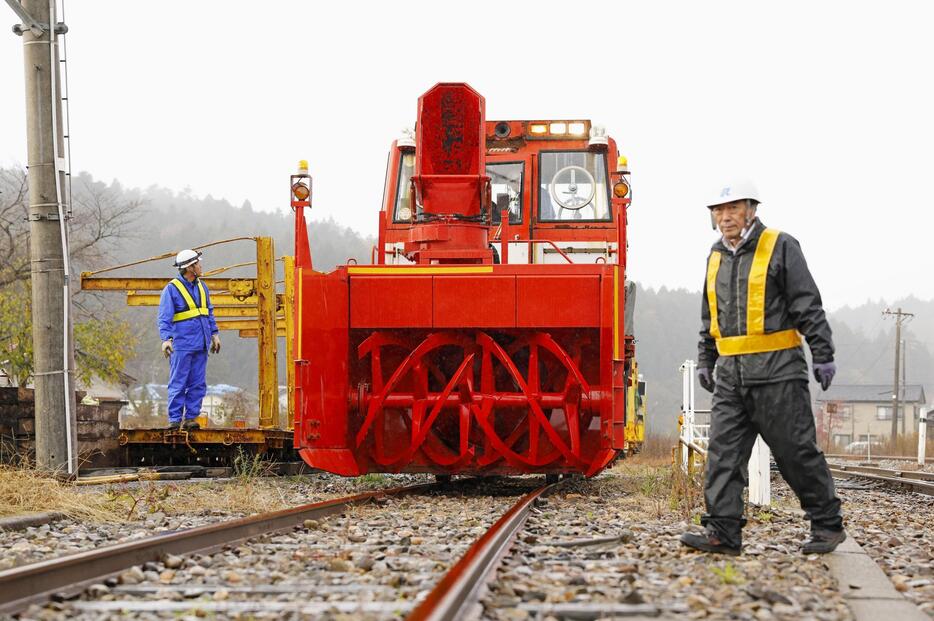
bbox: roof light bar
[526,120,592,139]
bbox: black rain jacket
[698,218,834,386]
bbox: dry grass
[629,434,678,466]
[160,480,294,516]
[669,458,704,519]
[875,433,934,457]
[0,466,127,522]
[828,433,934,457]
[610,457,704,520]
[0,464,299,523]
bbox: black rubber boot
[802,529,846,554]
[182,419,201,431]
[680,530,741,556]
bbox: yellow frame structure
[80,236,296,432]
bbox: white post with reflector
[748,436,771,506]
[920,407,928,467]
[679,359,695,472]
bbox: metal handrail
[82,236,257,276]
[679,437,708,456]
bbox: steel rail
[0,483,434,615]
[406,483,556,621]
[829,467,934,496]
[825,453,934,464]
[830,464,934,483]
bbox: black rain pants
[701,378,843,547]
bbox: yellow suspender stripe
[746,229,780,335]
[706,252,722,340]
[171,279,209,322]
[706,229,801,356]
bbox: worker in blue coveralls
[157,249,221,430]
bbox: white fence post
[678,359,770,505]
[679,360,696,472]
[920,407,928,467]
[748,436,771,506]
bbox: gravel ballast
[8,460,933,620]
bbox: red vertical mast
[291,160,313,270]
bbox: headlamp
[292,182,310,201]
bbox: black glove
[813,361,836,391]
[697,367,715,393]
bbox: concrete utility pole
[901,340,907,435]
[8,0,77,473]
[883,308,913,444]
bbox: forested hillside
[85,172,934,436]
[5,168,929,438]
[633,288,934,435]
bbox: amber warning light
[292,159,311,201]
[292,182,310,201]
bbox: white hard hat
[174,249,202,269]
[707,179,760,209]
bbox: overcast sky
[1,1,932,310]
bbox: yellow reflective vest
[705,228,801,356]
[170,278,209,322]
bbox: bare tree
[0,168,143,288]
[0,169,30,287]
[69,173,143,268]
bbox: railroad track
[0,482,434,615]
[408,483,553,620]
[829,464,934,496]
[0,478,557,619]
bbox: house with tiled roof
[814,384,927,447]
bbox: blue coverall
[157,277,219,425]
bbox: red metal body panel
[516,275,601,328]
[297,271,348,447]
[350,276,433,328]
[293,83,631,477]
[433,276,516,328]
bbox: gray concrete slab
[825,536,928,621]
[847,598,930,621]
[0,511,62,531]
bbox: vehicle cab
[379,120,630,265]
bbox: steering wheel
[549,165,596,211]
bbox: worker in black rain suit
[680,179,844,556]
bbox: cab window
[392,152,416,222]
[488,162,523,225]
[538,151,611,222]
